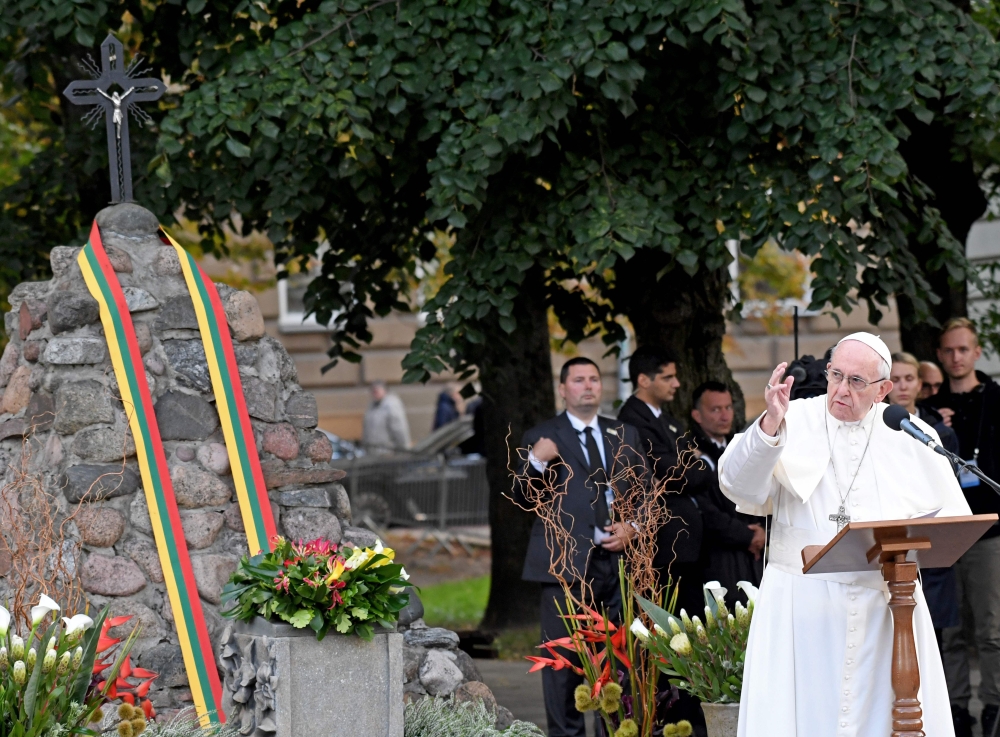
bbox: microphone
[882,404,938,450]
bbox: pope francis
[719,332,971,737]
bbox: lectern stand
[800,514,998,737]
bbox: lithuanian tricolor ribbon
[78,220,277,724]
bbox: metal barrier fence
[333,453,490,531]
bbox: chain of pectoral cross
[826,417,875,532]
[62,34,165,204]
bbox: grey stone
[144,354,164,376]
[0,419,26,441]
[453,681,495,714]
[129,493,153,534]
[190,553,238,604]
[104,245,133,274]
[0,343,18,387]
[260,460,346,489]
[153,248,181,276]
[342,526,378,549]
[328,483,351,521]
[163,339,211,392]
[73,426,136,462]
[24,391,56,432]
[139,642,188,688]
[81,554,146,596]
[62,464,140,502]
[234,343,259,366]
[171,464,232,508]
[54,380,114,434]
[74,506,127,547]
[403,644,426,682]
[155,295,199,331]
[181,510,225,549]
[284,392,318,429]
[259,336,298,383]
[273,488,330,507]
[397,588,424,627]
[220,622,403,737]
[107,600,162,643]
[452,649,482,683]
[495,706,515,731]
[123,537,164,583]
[96,203,160,236]
[222,290,265,341]
[44,337,106,365]
[50,246,82,277]
[281,508,342,543]
[197,442,230,475]
[404,627,460,649]
[8,281,51,312]
[223,502,245,532]
[134,322,152,354]
[419,649,464,696]
[175,445,196,461]
[241,375,278,421]
[154,391,219,440]
[47,292,99,334]
[122,287,159,312]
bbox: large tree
[5,0,1000,627]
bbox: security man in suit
[617,347,711,616]
[514,356,646,737]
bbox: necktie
[584,426,613,529]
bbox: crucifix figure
[62,34,165,203]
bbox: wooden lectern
[801,514,998,737]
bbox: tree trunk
[612,252,746,429]
[478,265,554,630]
[896,116,986,360]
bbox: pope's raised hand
[760,362,794,437]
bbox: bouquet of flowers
[0,595,152,737]
[221,536,410,641]
[634,581,758,704]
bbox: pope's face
[826,341,894,422]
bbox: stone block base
[220,618,403,737]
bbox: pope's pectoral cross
[62,34,165,204]
[830,505,851,532]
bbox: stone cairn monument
[0,202,503,725]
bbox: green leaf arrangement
[221,536,410,641]
[634,581,758,705]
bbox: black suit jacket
[514,412,647,584]
[689,424,756,552]
[617,396,705,564]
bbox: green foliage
[148,0,1000,383]
[0,606,129,737]
[221,536,409,640]
[403,697,544,737]
[419,575,489,631]
[637,582,755,704]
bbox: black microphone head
[882,404,909,431]
[788,366,807,384]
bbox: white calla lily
[30,594,61,625]
[736,581,759,605]
[629,618,650,642]
[0,606,9,638]
[703,580,728,604]
[61,614,94,637]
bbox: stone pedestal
[220,618,403,737]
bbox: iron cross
[829,505,851,532]
[62,34,166,204]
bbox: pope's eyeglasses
[824,368,883,392]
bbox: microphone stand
[932,445,1000,496]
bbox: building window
[276,246,337,333]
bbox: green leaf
[257,120,280,139]
[744,86,766,103]
[187,0,207,14]
[387,96,407,115]
[605,42,629,62]
[71,608,108,705]
[226,139,252,158]
[73,26,94,48]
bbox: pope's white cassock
[719,390,970,737]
